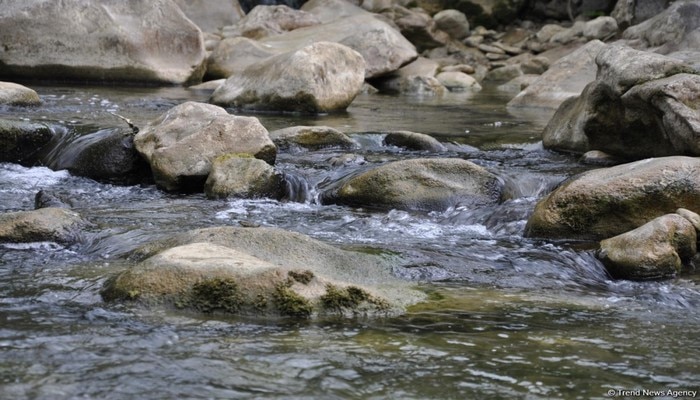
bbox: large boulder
[320,158,504,212]
[268,126,358,150]
[433,9,471,40]
[210,42,365,113]
[208,6,417,80]
[621,0,700,54]
[542,44,698,157]
[525,156,700,241]
[0,0,206,85]
[507,40,606,110]
[221,5,320,39]
[204,154,286,199]
[0,119,54,165]
[0,82,40,106]
[102,226,426,317]
[133,102,276,192]
[598,213,696,280]
[0,207,87,244]
[612,0,671,29]
[172,0,245,33]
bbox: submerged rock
[204,154,286,200]
[0,82,41,106]
[210,42,365,113]
[0,0,206,84]
[383,131,446,152]
[268,126,358,150]
[598,214,696,280]
[0,119,54,165]
[103,226,426,318]
[134,102,276,192]
[320,158,504,212]
[525,156,700,241]
[0,207,86,244]
[42,128,150,185]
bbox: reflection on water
[1,84,699,399]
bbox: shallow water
[1,84,699,399]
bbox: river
[1,84,699,399]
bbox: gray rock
[0,0,206,84]
[134,102,276,192]
[612,0,671,29]
[172,0,244,33]
[0,82,41,106]
[320,158,504,212]
[372,57,441,93]
[433,9,470,40]
[507,40,605,110]
[525,156,700,240]
[269,126,358,150]
[583,16,618,40]
[391,5,450,52]
[103,226,426,317]
[0,119,54,165]
[579,150,623,166]
[206,37,276,79]
[497,74,540,93]
[486,64,524,82]
[204,154,285,200]
[435,71,482,91]
[0,207,86,244]
[221,5,320,39]
[383,131,446,152]
[676,208,700,232]
[598,214,696,280]
[210,42,365,113]
[622,0,700,54]
[542,45,698,158]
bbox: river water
[1,85,699,399]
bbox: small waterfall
[282,172,313,203]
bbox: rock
[621,0,700,54]
[210,42,365,113]
[320,158,504,212]
[188,79,226,91]
[579,150,623,166]
[441,64,475,74]
[525,156,700,240]
[103,226,426,317]
[206,37,276,79]
[542,45,698,157]
[41,128,150,185]
[497,74,539,92]
[583,16,619,40]
[383,131,446,152]
[371,57,441,93]
[172,0,245,33]
[485,64,524,82]
[134,102,276,192]
[536,24,568,43]
[449,0,526,28]
[0,207,86,244]
[598,214,696,280]
[34,190,70,210]
[612,0,671,29]
[209,0,417,80]
[525,0,617,20]
[507,40,606,110]
[0,119,54,165]
[676,208,700,232]
[0,0,206,84]
[204,154,285,199]
[0,82,41,106]
[221,5,320,39]
[268,126,358,150]
[392,5,450,52]
[423,42,490,75]
[550,21,586,44]
[435,71,482,91]
[433,9,470,40]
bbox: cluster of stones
[1,0,699,317]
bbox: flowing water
[1,84,699,399]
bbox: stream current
[1,84,699,399]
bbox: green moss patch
[320,284,389,313]
[273,284,313,318]
[188,277,243,313]
[288,270,314,284]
